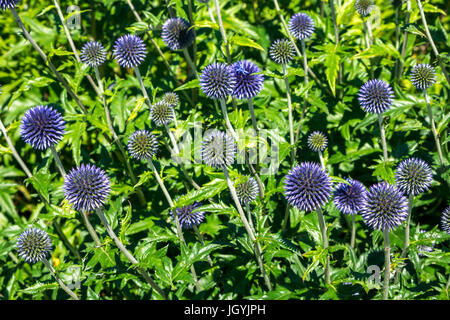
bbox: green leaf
[230,35,264,51]
[174,79,200,91]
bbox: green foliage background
[0,0,449,300]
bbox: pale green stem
[394,193,414,284]
[378,114,388,163]
[50,145,66,177]
[95,207,167,299]
[350,214,356,248]
[42,258,79,300]
[245,203,256,234]
[301,40,309,84]
[223,167,272,291]
[282,204,290,231]
[383,228,391,300]
[182,48,199,79]
[134,68,152,108]
[193,225,213,266]
[219,98,238,140]
[282,64,295,165]
[425,90,445,165]
[318,150,325,170]
[396,0,411,79]
[147,160,200,290]
[207,4,216,23]
[316,207,330,284]
[247,99,258,133]
[214,0,231,64]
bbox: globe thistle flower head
[161,17,195,51]
[395,158,432,196]
[127,130,158,161]
[231,60,264,100]
[288,13,315,41]
[171,201,205,229]
[269,39,295,65]
[113,34,147,68]
[235,177,259,205]
[201,130,236,169]
[333,179,367,215]
[308,131,328,152]
[0,0,20,10]
[20,105,65,150]
[150,101,175,126]
[64,164,111,212]
[441,207,450,234]
[16,228,52,264]
[361,182,408,231]
[162,92,180,107]
[200,63,236,99]
[410,64,436,90]
[80,41,107,67]
[358,79,394,114]
[355,0,374,17]
[284,162,332,212]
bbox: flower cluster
[128,130,159,161]
[308,131,328,152]
[16,228,52,264]
[0,0,20,10]
[172,201,205,229]
[231,60,264,100]
[80,41,107,67]
[200,63,236,99]
[355,0,374,17]
[410,64,436,90]
[162,17,195,51]
[201,130,236,169]
[358,79,394,114]
[395,158,432,196]
[113,34,147,68]
[235,177,259,205]
[269,39,295,65]
[333,179,367,215]
[288,13,315,40]
[150,101,175,126]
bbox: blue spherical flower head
[410,64,436,90]
[150,101,175,126]
[162,92,180,107]
[308,131,328,152]
[80,41,107,67]
[171,201,205,229]
[162,17,195,51]
[441,207,450,234]
[289,13,315,41]
[113,34,147,68]
[128,130,158,161]
[17,228,52,264]
[64,164,111,212]
[201,130,236,169]
[269,39,295,65]
[0,0,20,10]
[231,60,264,100]
[361,182,408,231]
[235,177,259,205]
[284,162,333,212]
[355,0,374,17]
[395,158,432,196]
[333,179,367,215]
[20,105,65,150]
[200,63,236,99]
[358,79,394,114]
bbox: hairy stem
[42,258,79,300]
[350,214,356,249]
[424,90,445,165]
[318,150,325,170]
[383,228,391,300]
[394,193,414,284]
[316,207,330,284]
[378,114,388,163]
[134,67,152,108]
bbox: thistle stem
[350,214,356,248]
[42,258,79,300]
[207,4,216,23]
[282,64,295,165]
[219,98,238,140]
[134,67,152,108]
[50,146,66,177]
[318,150,325,170]
[95,208,167,299]
[223,167,272,291]
[417,0,450,87]
[247,99,258,133]
[245,203,256,234]
[214,0,232,64]
[182,48,199,79]
[316,207,330,284]
[383,228,391,300]
[193,225,213,266]
[378,114,388,163]
[396,0,411,79]
[147,160,200,290]
[394,193,414,284]
[424,90,445,166]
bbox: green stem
[219,98,238,140]
[247,99,258,133]
[396,0,411,79]
[207,4,216,23]
[282,64,295,165]
[394,193,414,284]
[50,145,66,177]
[245,203,256,234]
[134,67,152,108]
[350,214,356,248]
[214,0,232,64]
[193,225,213,266]
[424,90,445,166]
[383,228,391,300]
[42,258,79,300]
[182,48,199,79]
[318,150,325,170]
[316,207,330,284]
[378,114,388,163]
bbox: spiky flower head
[201,130,236,169]
[269,39,295,65]
[235,177,259,205]
[284,162,333,212]
[0,0,20,10]
[80,41,107,67]
[358,79,394,114]
[441,207,450,234]
[410,64,436,90]
[333,179,367,215]
[395,158,432,196]
[127,130,158,161]
[16,228,52,264]
[20,105,65,150]
[361,182,408,231]
[308,131,328,152]
[231,60,264,100]
[172,201,205,229]
[150,101,175,126]
[162,92,180,107]
[64,164,111,212]
[288,13,315,41]
[113,34,147,68]
[200,63,236,99]
[355,0,374,17]
[161,17,195,51]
